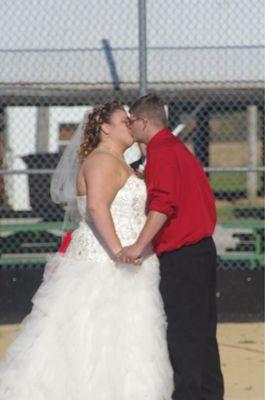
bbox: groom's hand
[115,245,143,265]
[122,244,143,264]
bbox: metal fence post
[247,105,258,204]
[138,0,147,96]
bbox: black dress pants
[158,237,224,400]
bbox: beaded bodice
[66,175,147,261]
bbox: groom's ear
[142,118,148,131]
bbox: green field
[210,172,264,223]
[210,172,263,193]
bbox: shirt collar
[147,127,172,151]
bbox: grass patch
[217,206,235,223]
[211,172,264,223]
[210,172,247,193]
[210,172,263,193]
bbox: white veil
[50,110,90,232]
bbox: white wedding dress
[0,174,173,400]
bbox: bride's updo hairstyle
[78,100,124,162]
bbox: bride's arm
[83,154,123,257]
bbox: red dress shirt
[145,128,216,255]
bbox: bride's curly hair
[78,100,124,162]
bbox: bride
[0,101,173,400]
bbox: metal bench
[220,220,264,269]
[0,221,68,265]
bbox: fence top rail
[0,167,265,175]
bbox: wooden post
[36,107,49,153]
[247,105,258,204]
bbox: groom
[121,93,224,400]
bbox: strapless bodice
[66,175,148,261]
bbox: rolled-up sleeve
[146,150,179,219]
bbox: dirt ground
[217,323,264,400]
[0,322,264,399]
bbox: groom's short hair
[129,93,167,126]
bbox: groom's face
[128,114,146,142]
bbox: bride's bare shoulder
[81,150,121,179]
[83,150,119,168]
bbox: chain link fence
[0,0,264,270]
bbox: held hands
[114,243,143,266]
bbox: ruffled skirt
[0,252,173,399]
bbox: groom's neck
[146,125,166,143]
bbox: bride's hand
[114,249,127,263]
[114,249,143,265]
[120,244,143,265]
[122,244,142,259]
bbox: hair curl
[78,100,124,162]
